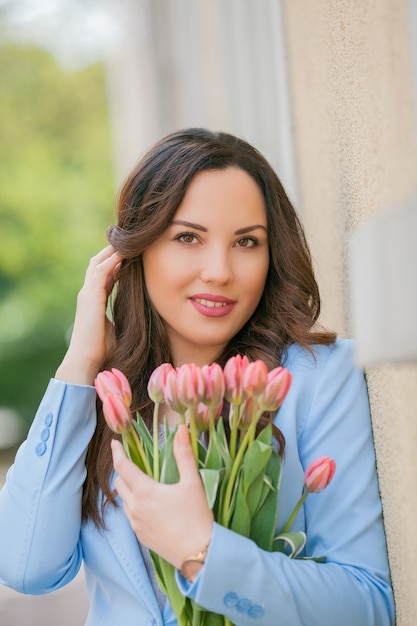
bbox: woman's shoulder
[279,338,368,438]
[282,338,360,383]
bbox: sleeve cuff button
[35,442,47,456]
[236,598,251,613]
[40,428,50,442]
[248,605,264,619]
[223,592,239,607]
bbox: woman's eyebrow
[171,220,267,236]
[234,225,267,235]
[171,220,207,232]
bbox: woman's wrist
[179,541,210,582]
[55,353,101,386]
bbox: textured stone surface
[284,2,417,624]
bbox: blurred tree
[0,43,114,430]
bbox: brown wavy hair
[82,127,336,527]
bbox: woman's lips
[189,294,236,317]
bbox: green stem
[208,407,216,432]
[281,489,309,534]
[188,406,199,466]
[207,407,218,448]
[221,408,262,527]
[228,403,240,460]
[224,619,233,626]
[153,401,160,481]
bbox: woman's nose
[199,249,233,285]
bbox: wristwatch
[179,544,209,582]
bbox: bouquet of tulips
[95,357,336,626]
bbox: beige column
[283,1,417,624]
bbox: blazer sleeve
[176,340,395,626]
[0,379,97,594]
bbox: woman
[0,128,394,625]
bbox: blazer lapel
[104,495,163,623]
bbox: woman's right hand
[55,246,123,385]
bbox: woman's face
[142,167,269,366]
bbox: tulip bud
[237,396,256,431]
[258,367,292,411]
[189,403,210,432]
[304,456,336,493]
[242,360,268,398]
[163,369,187,414]
[176,363,205,407]
[102,393,132,434]
[201,363,225,408]
[147,363,174,403]
[224,354,250,404]
[94,368,132,407]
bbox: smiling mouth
[193,298,229,308]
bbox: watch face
[180,559,204,582]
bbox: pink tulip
[304,456,336,493]
[258,367,292,411]
[163,368,187,414]
[94,368,132,407]
[224,354,250,404]
[176,363,205,407]
[102,393,132,434]
[201,363,225,408]
[147,363,174,403]
[242,360,268,398]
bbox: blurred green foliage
[0,43,115,430]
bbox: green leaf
[123,428,150,474]
[215,419,233,471]
[204,430,225,470]
[256,422,273,446]
[197,438,208,468]
[230,479,251,537]
[245,475,266,518]
[273,531,306,558]
[150,552,190,623]
[241,440,272,494]
[253,451,281,517]
[160,430,179,484]
[249,451,281,550]
[199,468,223,509]
[236,439,272,519]
[201,610,228,626]
[297,555,326,563]
[132,413,154,456]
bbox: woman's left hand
[111,424,214,569]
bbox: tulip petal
[102,393,132,434]
[304,456,336,493]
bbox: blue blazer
[0,340,395,625]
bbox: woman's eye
[236,236,258,248]
[176,232,198,245]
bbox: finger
[88,246,117,270]
[85,247,122,280]
[93,245,117,262]
[173,424,200,482]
